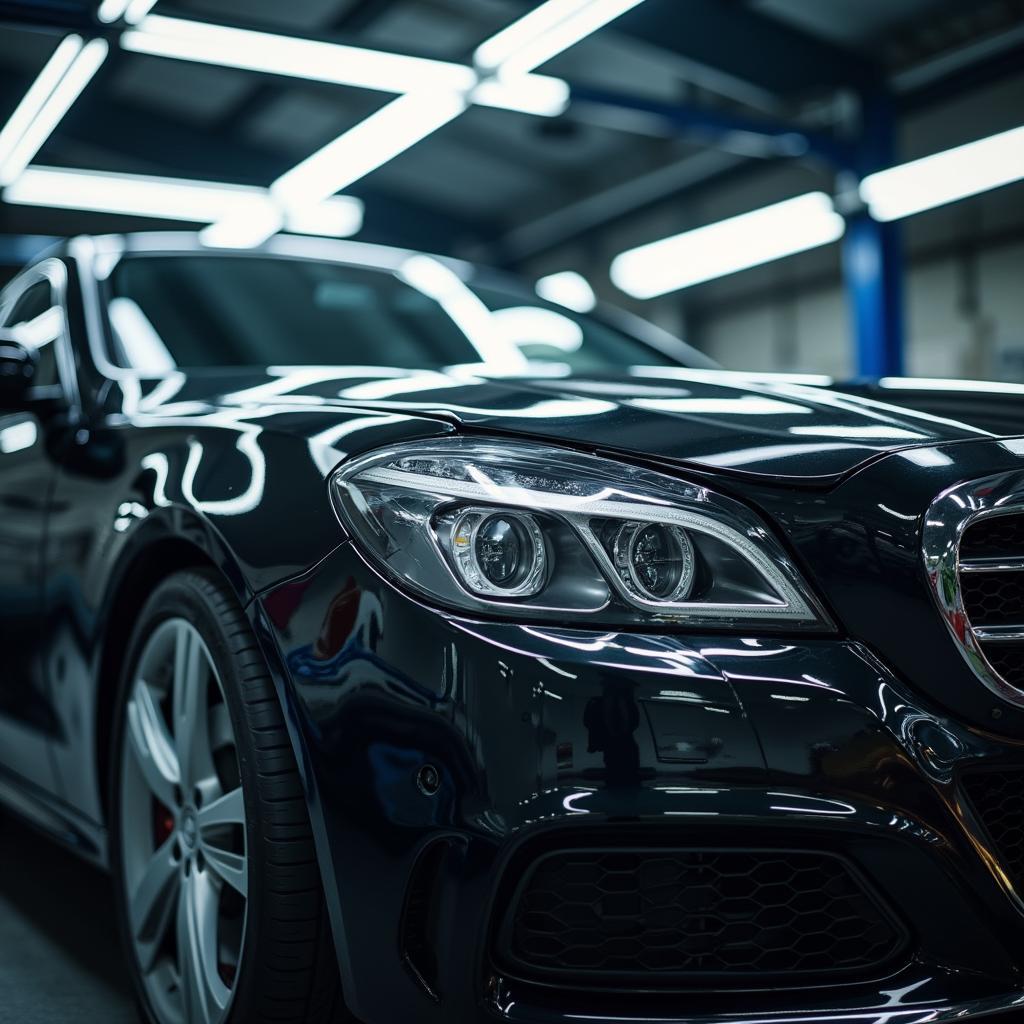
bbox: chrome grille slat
[922,472,1024,709]
[972,626,1024,642]
[960,557,1024,573]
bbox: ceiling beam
[611,0,876,97]
[567,82,852,166]
[480,150,799,270]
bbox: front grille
[985,644,1024,689]
[961,769,1024,892]
[957,512,1024,696]
[961,516,1024,558]
[924,478,1024,706]
[961,572,1024,627]
[498,848,905,984]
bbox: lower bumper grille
[498,847,905,985]
[962,769,1024,892]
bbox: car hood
[134,366,1002,484]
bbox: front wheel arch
[109,567,349,1023]
[95,536,235,828]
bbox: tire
[109,568,352,1024]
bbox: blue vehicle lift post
[841,91,905,378]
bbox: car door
[0,265,72,800]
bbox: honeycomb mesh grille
[961,770,1024,891]
[985,645,1024,689]
[961,516,1024,559]
[961,573,1024,627]
[502,849,904,982]
[959,514,1024,693]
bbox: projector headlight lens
[451,508,547,596]
[605,521,695,603]
[331,438,829,630]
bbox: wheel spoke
[124,617,246,1023]
[203,845,248,898]
[176,869,230,1024]
[129,836,179,973]
[172,621,211,793]
[127,680,179,809]
[198,786,245,831]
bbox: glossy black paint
[255,546,1024,1023]
[0,234,1022,1023]
[112,365,996,486]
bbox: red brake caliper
[154,800,175,845]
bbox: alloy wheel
[119,617,248,1024]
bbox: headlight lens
[450,508,547,596]
[331,438,829,630]
[599,520,696,603]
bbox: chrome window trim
[922,470,1024,708]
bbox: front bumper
[255,543,1024,1024]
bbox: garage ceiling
[0,0,1021,260]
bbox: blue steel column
[842,91,905,377]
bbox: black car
[1,232,1022,1024]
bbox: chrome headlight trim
[922,469,1024,709]
[332,438,831,630]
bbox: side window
[2,280,62,388]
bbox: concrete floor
[0,810,137,1024]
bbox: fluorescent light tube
[118,1,638,252]
[475,0,592,70]
[125,15,473,93]
[610,192,845,298]
[96,0,127,22]
[5,167,270,220]
[0,35,82,179]
[123,14,567,116]
[878,377,1024,394]
[3,167,363,241]
[199,204,284,249]
[123,0,159,23]
[475,0,645,76]
[285,196,364,238]
[271,91,468,212]
[204,90,462,250]
[0,38,108,185]
[198,193,368,248]
[471,75,568,117]
[860,125,1024,222]
[97,0,157,23]
[535,270,596,312]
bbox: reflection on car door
[0,275,66,800]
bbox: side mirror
[0,333,37,410]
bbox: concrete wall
[523,71,1024,382]
[692,234,1024,380]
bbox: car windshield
[105,253,684,375]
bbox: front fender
[41,406,453,837]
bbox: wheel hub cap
[179,808,198,852]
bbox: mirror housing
[0,332,37,410]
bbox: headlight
[331,439,829,630]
